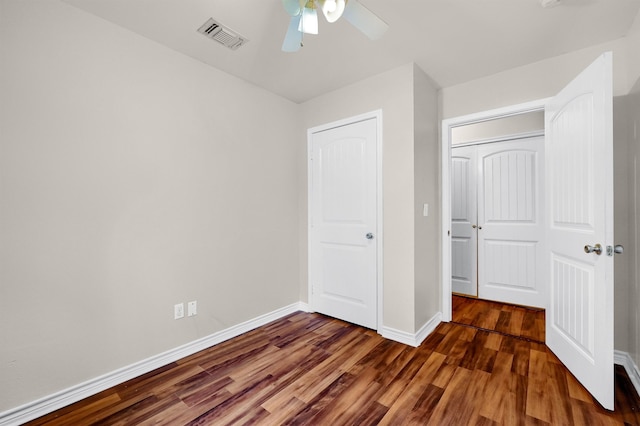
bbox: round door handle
[366,233,374,240]
[584,244,603,255]
[472,224,477,229]
[614,244,624,254]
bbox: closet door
[451,146,478,296]
[477,137,545,308]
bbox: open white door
[545,52,613,410]
[309,116,379,330]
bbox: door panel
[478,138,545,307]
[310,118,378,329]
[545,52,613,410]
[451,147,478,296]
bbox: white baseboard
[381,312,442,347]
[297,301,312,313]
[614,350,640,397]
[0,302,308,426]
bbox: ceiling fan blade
[282,15,303,52]
[342,0,388,40]
[282,0,303,17]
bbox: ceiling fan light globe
[325,0,336,12]
[299,4,319,34]
[322,0,345,23]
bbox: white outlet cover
[188,301,197,317]
[174,303,184,319]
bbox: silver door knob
[606,244,624,256]
[584,244,603,255]
[366,233,374,240]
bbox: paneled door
[309,116,379,330]
[451,146,478,296]
[545,52,614,410]
[451,138,545,307]
[477,137,545,308]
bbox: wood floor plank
[283,372,356,425]
[374,345,418,386]
[478,352,515,423]
[526,349,553,423]
[24,307,640,426]
[306,366,382,425]
[453,295,545,343]
[259,396,306,425]
[431,362,457,389]
[405,383,445,425]
[109,393,183,426]
[350,400,389,426]
[376,352,446,425]
[26,391,123,426]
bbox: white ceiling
[62,0,640,103]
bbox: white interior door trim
[441,100,549,321]
[308,109,384,333]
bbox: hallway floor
[452,295,545,342]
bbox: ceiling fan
[281,0,388,52]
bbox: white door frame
[441,100,548,321]
[308,109,384,332]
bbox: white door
[309,117,378,329]
[477,137,545,308]
[545,52,613,410]
[451,146,478,296]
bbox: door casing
[307,109,384,333]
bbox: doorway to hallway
[450,136,545,308]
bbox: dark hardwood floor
[452,295,545,343]
[26,302,640,425]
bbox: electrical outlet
[174,303,184,319]
[187,300,197,317]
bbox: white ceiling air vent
[197,18,248,50]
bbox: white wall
[625,11,640,96]
[300,63,440,333]
[441,38,631,119]
[624,87,640,368]
[413,65,441,329]
[0,0,300,412]
[614,96,632,352]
